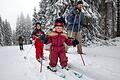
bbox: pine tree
[104,0,116,38]
[32,0,118,46]
[38,0,49,26]
[25,14,32,44]
[32,7,38,25]
[0,17,3,46]
[3,20,12,46]
[16,13,32,44]
[12,30,17,45]
[117,0,120,36]
[16,13,26,44]
[16,13,25,37]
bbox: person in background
[18,36,24,50]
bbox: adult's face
[76,4,83,10]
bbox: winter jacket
[18,36,24,45]
[32,29,44,59]
[45,31,73,67]
[46,31,73,47]
[66,7,84,32]
[32,29,44,45]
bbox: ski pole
[24,44,34,59]
[24,37,38,60]
[40,59,43,72]
[70,14,77,38]
[79,53,85,66]
[74,34,86,66]
[78,12,85,66]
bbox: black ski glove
[72,39,79,47]
[39,34,48,44]
[83,24,88,28]
[68,37,74,39]
[36,34,41,37]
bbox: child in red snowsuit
[32,22,44,62]
[40,19,79,72]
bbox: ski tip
[47,66,57,72]
[40,70,42,73]
[24,56,27,59]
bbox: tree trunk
[117,0,120,36]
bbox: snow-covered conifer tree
[16,13,32,44]
[117,0,120,36]
[32,0,117,46]
[2,20,12,46]
[0,17,3,46]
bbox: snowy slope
[0,37,120,80]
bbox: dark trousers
[19,44,23,50]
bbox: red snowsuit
[46,31,73,67]
[32,29,44,60]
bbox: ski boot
[47,66,57,72]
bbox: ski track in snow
[0,43,120,80]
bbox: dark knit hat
[77,1,83,5]
[54,18,64,27]
[35,22,41,27]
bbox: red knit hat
[54,18,64,27]
[54,22,64,27]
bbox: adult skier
[66,1,85,54]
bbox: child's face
[55,26,63,32]
[36,24,41,29]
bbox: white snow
[0,37,120,80]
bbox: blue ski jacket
[66,7,84,32]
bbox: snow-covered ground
[0,37,120,80]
